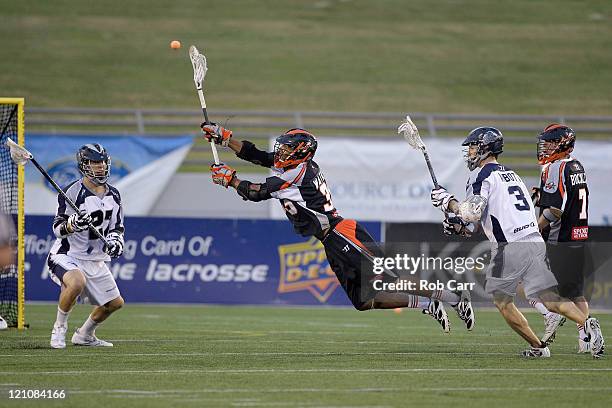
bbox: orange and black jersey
[236,141,341,239]
[538,157,589,243]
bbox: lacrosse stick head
[189,45,208,90]
[5,137,32,165]
[398,115,425,150]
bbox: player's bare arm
[537,206,562,231]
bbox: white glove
[431,187,455,212]
[67,211,92,233]
[104,232,124,258]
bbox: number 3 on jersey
[508,186,530,211]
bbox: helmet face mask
[77,144,111,185]
[462,127,504,170]
[537,124,575,165]
[273,128,317,169]
[462,144,481,171]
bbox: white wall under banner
[269,138,612,225]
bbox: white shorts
[47,254,121,306]
[485,240,559,298]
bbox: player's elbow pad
[458,195,487,223]
[236,181,271,202]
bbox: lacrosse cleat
[423,299,450,333]
[453,290,475,331]
[578,336,591,354]
[584,317,605,358]
[50,324,67,349]
[71,328,113,347]
[541,313,566,345]
[522,346,551,358]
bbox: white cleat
[423,299,450,333]
[522,346,551,358]
[541,313,566,345]
[578,337,591,354]
[584,317,604,358]
[50,324,67,349]
[71,329,113,347]
[453,290,475,331]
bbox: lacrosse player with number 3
[203,124,474,333]
[46,144,126,349]
[427,125,604,358]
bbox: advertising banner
[25,215,381,306]
[24,134,193,216]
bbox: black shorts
[547,243,591,299]
[322,219,388,310]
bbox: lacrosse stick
[5,138,109,246]
[398,115,440,189]
[189,45,220,165]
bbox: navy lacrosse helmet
[537,124,575,165]
[273,128,318,169]
[462,127,504,170]
[76,143,111,185]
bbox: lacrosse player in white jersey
[48,144,125,348]
[430,127,604,358]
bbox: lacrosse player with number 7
[202,123,474,333]
[426,125,604,358]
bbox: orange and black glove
[210,163,236,188]
[201,122,232,147]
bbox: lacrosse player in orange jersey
[201,123,475,333]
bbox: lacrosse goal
[0,98,25,329]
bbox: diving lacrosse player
[48,144,125,348]
[529,124,592,352]
[430,126,604,358]
[202,123,474,333]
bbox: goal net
[0,98,25,329]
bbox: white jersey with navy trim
[466,162,540,243]
[49,179,124,261]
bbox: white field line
[2,338,530,347]
[2,368,612,376]
[30,386,612,395]
[11,331,527,340]
[0,351,592,357]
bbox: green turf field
[1,305,611,407]
[2,1,612,114]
